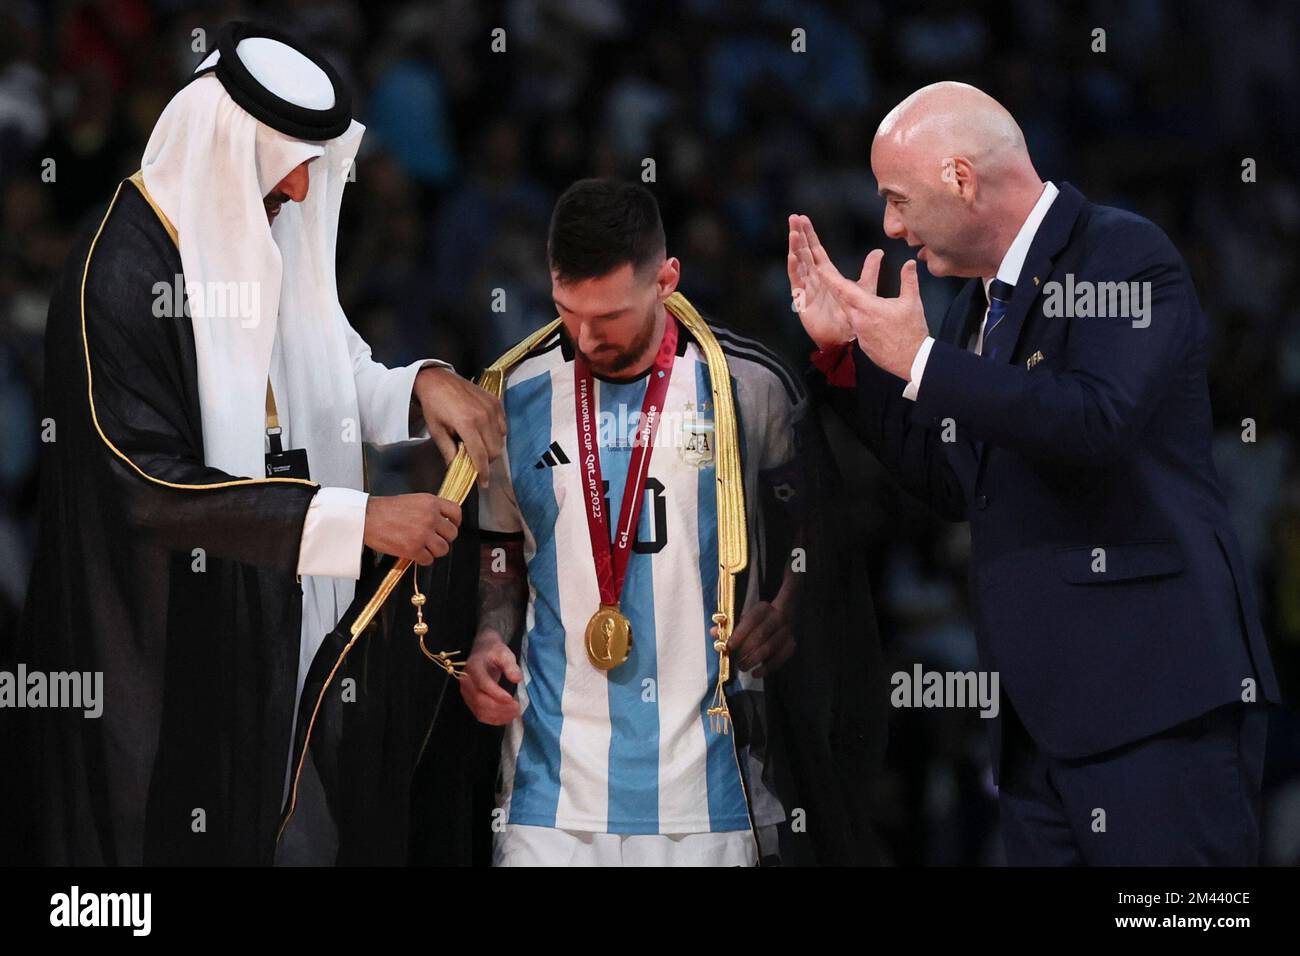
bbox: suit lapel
[932,281,984,486]
[926,184,1092,489]
[952,281,985,349]
[972,183,1087,476]
[989,182,1086,368]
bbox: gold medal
[585,604,632,671]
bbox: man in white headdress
[4,22,503,865]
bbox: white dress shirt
[902,181,1059,400]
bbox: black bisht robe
[746,395,889,866]
[1,178,469,866]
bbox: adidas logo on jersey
[533,441,571,469]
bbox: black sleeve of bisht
[78,191,319,567]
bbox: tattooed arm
[460,535,528,724]
[477,535,528,646]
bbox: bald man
[790,82,1278,866]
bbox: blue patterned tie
[974,278,1015,460]
[980,278,1015,362]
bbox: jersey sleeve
[729,350,810,524]
[478,436,524,535]
[735,360,803,474]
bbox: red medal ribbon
[573,316,679,606]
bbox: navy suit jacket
[839,182,1279,767]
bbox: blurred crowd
[1,0,1297,864]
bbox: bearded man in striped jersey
[459,179,883,867]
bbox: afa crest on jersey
[679,399,714,469]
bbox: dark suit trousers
[999,699,1268,865]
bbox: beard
[264,190,289,225]
[578,302,659,377]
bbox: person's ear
[940,156,976,203]
[657,256,681,299]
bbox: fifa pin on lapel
[1027,350,1045,369]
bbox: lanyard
[265,379,283,453]
[573,317,678,607]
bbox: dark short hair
[547,178,666,284]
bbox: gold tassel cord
[413,563,467,679]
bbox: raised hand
[787,214,854,350]
[813,243,930,381]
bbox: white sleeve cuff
[297,486,370,579]
[902,336,935,401]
